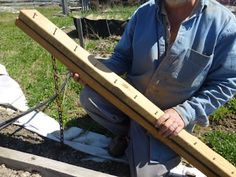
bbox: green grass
[203,131,236,166]
[0,4,236,167]
[210,97,236,121]
[0,8,80,123]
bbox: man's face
[165,0,188,7]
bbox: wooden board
[15,9,236,177]
[0,146,116,177]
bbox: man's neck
[164,0,198,43]
[165,0,197,25]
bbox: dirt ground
[192,113,236,137]
[0,109,130,177]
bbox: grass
[210,97,236,121]
[0,9,80,123]
[0,4,236,167]
[204,131,236,166]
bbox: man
[74,0,236,176]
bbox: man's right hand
[155,108,185,137]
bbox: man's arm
[102,13,137,75]
[72,12,137,83]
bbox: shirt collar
[191,0,208,18]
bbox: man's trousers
[80,86,181,177]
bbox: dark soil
[193,114,236,138]
[0,108,130,177]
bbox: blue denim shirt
[103,0,236,131]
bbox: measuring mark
[32,13,37,19]
[53,28,57,35]
[74,45,78,52]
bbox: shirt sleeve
[173,19,236,127]
[102,12,137,75]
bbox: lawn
[0,4,235,166]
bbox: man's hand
[155,108,185,137]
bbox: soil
[192,114,236,138]
[0,109,130,177]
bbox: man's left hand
[155,108,185,137]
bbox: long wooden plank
[17,18,219,176]
[17,18,218,176]
[15,10,235,177]
[15,9,236,177]
[0,146,116,177]
[16,20,212,174]
[15,18,215,176]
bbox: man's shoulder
[205,0,236,20]
[203,0,236,41]
[134,0,157,16]
[136,0,157,11]
[139,0,156,7]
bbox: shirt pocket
[170,48,213,87]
